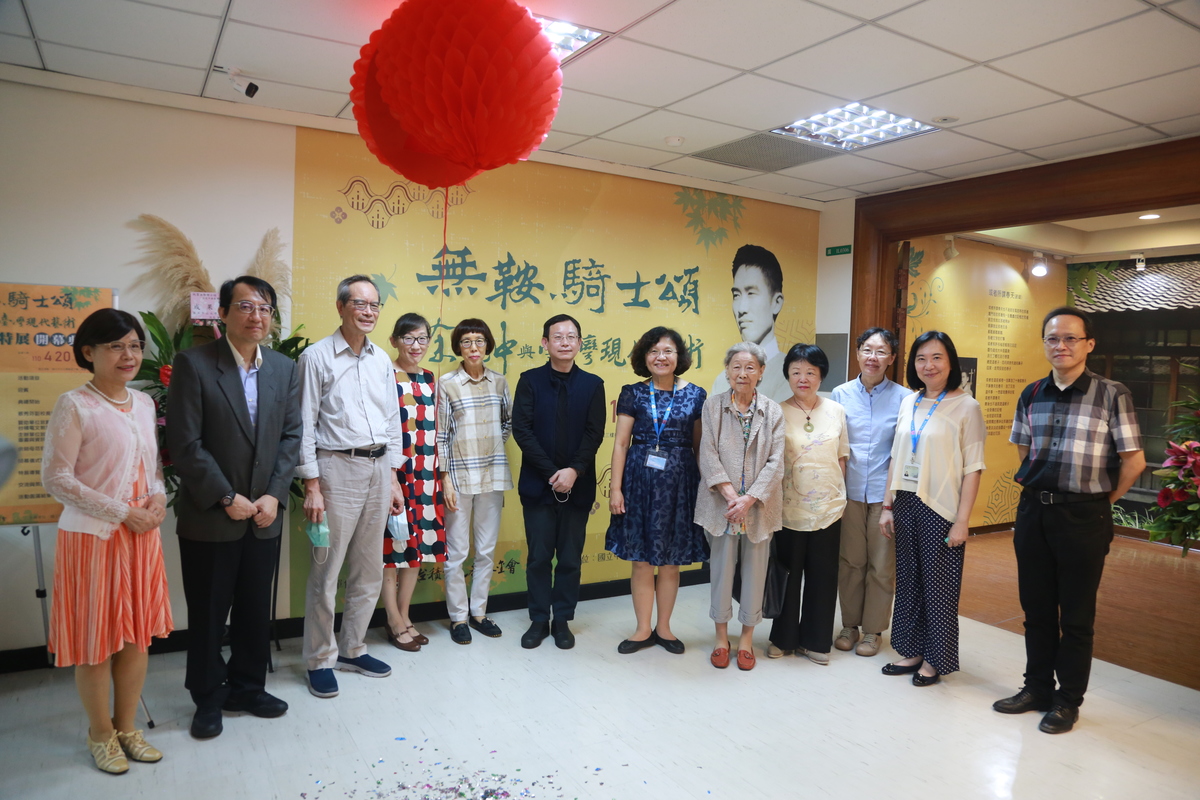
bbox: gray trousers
[303,451,390,671]
[838,499,896,634]
[706,531,771,626]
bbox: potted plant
[1147,368,1200,554]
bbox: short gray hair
[337,274,380,304]
[724,341,767,369]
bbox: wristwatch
[220,491,236,508]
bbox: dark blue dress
[606,381,709,566]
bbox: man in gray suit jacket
[167,276,302,739]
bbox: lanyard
[909,390,947,456]
[726,392,756,535]
[648,380,676,451]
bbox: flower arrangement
[1147,370,1200,554]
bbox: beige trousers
[837,499,896,634]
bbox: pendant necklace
[86,380,131,405]
[791,397,817,433]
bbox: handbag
[732,535,788,619]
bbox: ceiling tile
[26,0,219,68]
[539,130,588,151]
[880,0,1144,62]
[1081,66,1200,124]
[622,0,859,70]
[562,38,740,107]
[807,0,924,21]
[1153,113,1200,137]
[337,103,356,121]
[853,172,943,193]
[804,187,863,201]
[203,73,349,116]
[519,0,673,33]
[669,74,843,131]
[600,110,755,154]
[733,173,834,196]
[0,33,40,68]
[954,100,1136,150]
[214,22,360,94]
[653,157,762,182]
[928,152,1041,178]
[39,43,206,93]
[551,88,652,135]
[561,138,678,168]
[857,130,1012,170]
[230,0,390,45]
[757,26,972,100]
[779,154,912,185]
[1165,0,1200,25]
[991,11,1200,97]
[1025,127,1166,161]
[143,0,226,13]
[0,2,31,36]
[868,67,1062,127]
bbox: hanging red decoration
[350,0,562,189]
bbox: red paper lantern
[350,0,562,189]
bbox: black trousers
[768,523,840,653]
[178,533,278,709]
[1014,493,1113,709]
[523,503,589,622]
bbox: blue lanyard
[909,390,947,455]
[648,381,676,451]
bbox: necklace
[86,381,131,405]
[790,396,817,432]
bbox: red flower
[159,364,173,388]
[1175,488,1192,503]
[1157,487,1174,508]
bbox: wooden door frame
[850,136,1200,358]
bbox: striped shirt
[437,365,513,495]
[1010,369,1142,494]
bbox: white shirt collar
[226,336,262,371]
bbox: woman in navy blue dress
[607,327,708,655]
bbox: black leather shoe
[912,671,940,686]
[881,660,923,676]
[993,688,1052,715]
[551,620,575,650]
[1039,704,1079,734]
[617,636,656,654]
[451,623,472,645]
[654,632,685,655]
[521,621,550,649]
[190,707,223,739]
[223,690,288,718]
[469,616,503,638]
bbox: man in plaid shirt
[994,306,1145,734]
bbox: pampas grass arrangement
[131,213,214,332]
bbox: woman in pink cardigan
[695,342,785,671]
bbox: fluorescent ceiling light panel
[535,16,604,62]
[772,102,939,152]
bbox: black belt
[630,436,689,448]
[1023,487,1107,505]
[335,445,388,459]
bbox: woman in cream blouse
[879,330,985,687]
[767,344,850,666]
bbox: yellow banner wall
[904,237,1067,527]
[290,128,819,611]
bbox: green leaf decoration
[675,187,745,252]
[372,272,399,306]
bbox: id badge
[645,451,668,471]
[902,462,920,481]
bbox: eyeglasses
[858,348,892,359]
[400,336,429,346]
[648,349,677,358]
[347,300,381,312]
[99,341,145,354]
[459,338,488,350]
[233,301,275,316]
[550,334,579,344]
[1043,336,1087,347]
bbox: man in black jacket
[512,314,606,649]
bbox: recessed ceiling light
[772,102,939,152]
[534,16,603,62]
[1138,214,1160,220]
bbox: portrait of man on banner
[711,244,791,402]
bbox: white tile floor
[2,584,1199,800]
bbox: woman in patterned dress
[41,309,173,774]
[382,313,447,651]
[606,327,708,655]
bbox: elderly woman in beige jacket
[695,342,785,671]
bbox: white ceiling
[4,0,1200,203]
